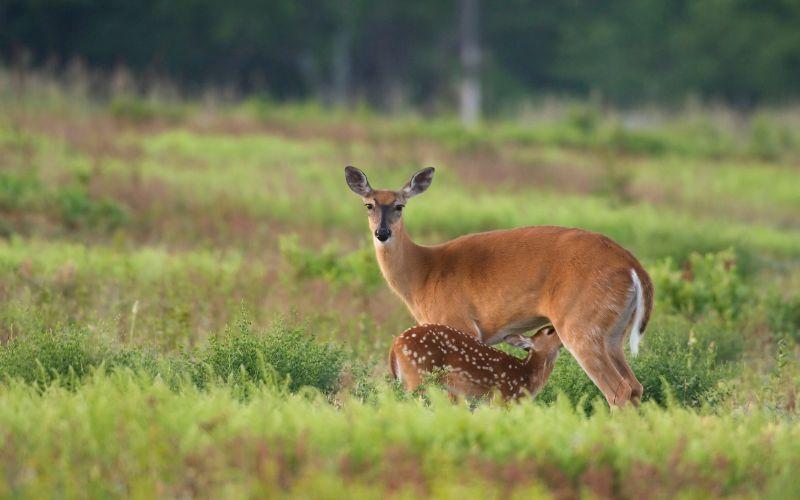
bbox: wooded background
[2,0,800,113]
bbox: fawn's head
[500,328,561,397]
[520,327,562,362]
[344,166,435,244]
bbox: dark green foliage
[0,330,101,389]
[0,168,129,235]
[539,251,755,410]
[631,318,730,407]
[108,96,188,123]
[539,315,730,410]
[536,354,600,410]
[605,125,669,156]
[107,347,161,377]
[279,235,382,291]
[198,319,345,394]
[766,293,800,343]
[4,1,800,108]
[57,186,129,231]
[0,329,165,390]
[748,116,796,160]
[652,250,749,321]
[0,171,43,211]
[340,355,378,402]
[0,322,346,395]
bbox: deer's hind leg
[554,269,648,407]
[556,312,633,407]
[608,347,642,405]
[606,329,644,405]
[605,296,644,404]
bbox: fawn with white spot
[390,324,561,401]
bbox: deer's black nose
[375,227,391,241]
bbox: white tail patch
[629,269,645,356]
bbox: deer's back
[418,226,653,333]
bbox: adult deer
[345,166,654,406]
[390,324,561,401]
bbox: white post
[459,0,481,127]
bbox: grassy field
[1,73,800,498]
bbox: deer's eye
[365,203,374,210]
[395,205,404,212]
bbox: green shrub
[651,249,749,321]
[565,103,602,140]
[0,330,101,389]
[748,115,795,160]
[0,322,347,396]
[107,347,161,377]
[632,318,729,407]
[279,234,382,291]
[765,292,800,343]
[0,171,43,211]
[0,170,128,234]
[57,186,129,231]
[0,329,169,389]
[539,315,729,410]
[605,124,669,156]
[339,354,379,402]
[108,96,188,123]
[592,160,635,203]
[199,319,345,394]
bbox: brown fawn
[390,324,562,401]
[346,166,654,406]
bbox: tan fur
[390,324,561,401]
[347,168,654,407]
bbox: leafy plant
[108,96,188,123]
[0,171,43,211]
[748,115,794,160]
[57,186,129,231]
[539,315,730,410]
[279,234,382,290]
[0,329,101,389]
[651,249,748,321]
[199,317,345,394]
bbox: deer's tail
[629,268,652,356]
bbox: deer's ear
[345,166,372,197]
[402,167,435,198]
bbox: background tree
[2,0,800,110]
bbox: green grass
[0,374,798,498]
[0,82,799,497]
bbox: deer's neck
[373,222,431,303]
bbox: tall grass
[1,72,799,496]
[0,373,798,497]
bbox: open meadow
[1,74,800,498]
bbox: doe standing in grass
[345,166,654,406]
[390,324,561,401]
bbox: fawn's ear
[345,166,373,197]
[401,167,435,198]
[530,326,562,352]
[504,334,535,350]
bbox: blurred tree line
[2,0,799,111]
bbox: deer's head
[344,166,435,244]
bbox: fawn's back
[390,324,560,400]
